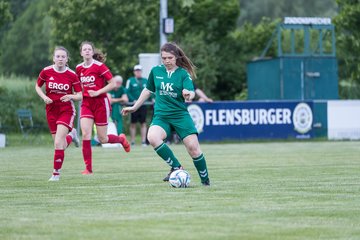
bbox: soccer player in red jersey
[76,41,130,175]
[35,46,83,181]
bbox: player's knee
[147,133,160,146]
[184,140,201,157]
[98,135,107,144]
[189,146,201,157]
[147,134,156,145]
[54,140,64,149]
[81,128,92,139]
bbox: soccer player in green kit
[122,42,210,186]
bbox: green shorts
[150,113,198,140]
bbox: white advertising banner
[328,100,360,140]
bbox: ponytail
[161,42,196,79]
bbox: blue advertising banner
[187,101,313,141]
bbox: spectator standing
[126,65,148,146]
[107,75,128,134]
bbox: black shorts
[131,105,147,123]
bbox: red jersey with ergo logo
[37,65,82,101]
[76,60,113,98]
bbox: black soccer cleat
[163,166,183,182]
[202,178,210,186]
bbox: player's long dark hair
[79,41,106,63]
[93,49,106,63]
[161,42,196,79]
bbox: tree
[0,0,51,76]
[0,0,33,48]
[1,0,339,100]
[0,0,11,62]
[166,1,279,100]
[334,0,360,98]
[49,0,245,99]
[50,0,159,76]
[168,0,241,100]
[0,0,12,28]
[219,18,279,100]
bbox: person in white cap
[125,65,149,146]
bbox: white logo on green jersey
[160,82,174,91]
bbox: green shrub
[0,75,153,135]
[0,75,47,133]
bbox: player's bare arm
[122,88,151,116]
[35,84,53,104]
[60,91,83,102]
[182,89,195,101]
[88,78,116,97]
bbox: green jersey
[109,86,126,119]
[125,76,147,102]
[146,65,194,117]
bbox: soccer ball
[169,169,191,188]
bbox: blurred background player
[107,75,128,134]
[76,41,130,175]
[194,83,213,102]
[35,46,83,181]
[125,64,148,146]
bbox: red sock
[107,134,124,144]
[82,140,92,171]
[66,135,72,147]
[53,149,65,170]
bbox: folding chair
[16,109,36,137]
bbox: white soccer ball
[169,169,191,188]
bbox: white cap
[134,64,142,71]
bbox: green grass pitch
[1,140,360,239]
